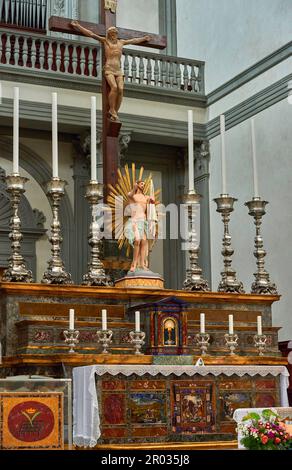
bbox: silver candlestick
[82,181,113,286]
[182,190,210,292]
[96,329,113,354]
[214,195,245,293]
[63,329,80,353]
[2,174,33,283]
[42,178,72,285]
[196,332,210,355]
[254,334,267,356]
[224,333,239,356]
[245,198,278,294]
[129,330,146,355]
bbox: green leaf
[262,409,278,420]
[242,412,261,422]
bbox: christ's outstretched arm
[121,35,152,46]
[71,20,106,43]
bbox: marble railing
[0,28,205,94]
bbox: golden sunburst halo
[107,163,161,257]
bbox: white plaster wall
[209,98,292,340]
[176,0,292,93]
[1,81,205,123]
[117,0,159,34]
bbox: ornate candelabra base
[196,333,210,355]
[82,181,113,287]
[63,329,80,353]
[254,334,267,356]
[2,174,33,283]
[129,330,146,355]
[245,198,278,295]
[42,178,72,285]
[96,329,113,354]
[224,333,239,356]
[214,195,245,294]
[182,190,210,292]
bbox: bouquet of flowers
[239,409,292,450]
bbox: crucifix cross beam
[49,17,167,50]
[49,0,167,194]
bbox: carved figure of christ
[71,21,151,122]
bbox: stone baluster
[88,47,94,77]
[190,64,196,92]
[47,40,53,71]
[176,63,181,90]
[139,55,144,84]
[183,63,189,90]
[39,39,45,69]
[169,61,174,88]
[146,57,152,85]
[55,41,61,72]
[6,34,12,65]
[31,38,38,68]
[154,57,159,86]
[131,54,137,82]
[63,43,69,73]
[21,36,27,67]
[124,52,129,82]
[80,45,86,76]
[161,58,167,87]
[72,43,78,74]
[14,34,19,66]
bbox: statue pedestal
[115,269,164,289]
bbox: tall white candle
[257,316,262,336]
[91,96,97,181]
[102,309,107,331]
[188,110,194,192]
[220,114,227,195]
[200,313,205,334]
[251,118,259,198]
[135,311,140,332]
[52,92,59,178]
[228,314,234,335]
[69,309,75,330]
[13,87,19,174]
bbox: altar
[73,364,289,448]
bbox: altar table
[73,365,289,448]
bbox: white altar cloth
[73,364,289,448]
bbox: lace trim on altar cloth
[91,365,289,378]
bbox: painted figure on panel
[181,395,203,423]
[70,21,151,121]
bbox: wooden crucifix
[49,0,167,194]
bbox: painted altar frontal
[0,282,289,448]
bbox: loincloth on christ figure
[103,64,124,77]
[124,219,149,247]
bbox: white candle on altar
[13,87,19,174]
[200,313,205,334]
[102,309,107,331]
[188,110,195,192]
[52,92,59,178]
[69,309,75,330]
[257,316,262,336]
[220,114,227,195]
[228,314,234,335]
[251,118,259,198]
[91,96,97,181]
[135,311,140,332]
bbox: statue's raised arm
[70,20,106,43]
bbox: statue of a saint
[125,180,157,272]
[71,21,152,122]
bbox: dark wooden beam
[49,16,167,50]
